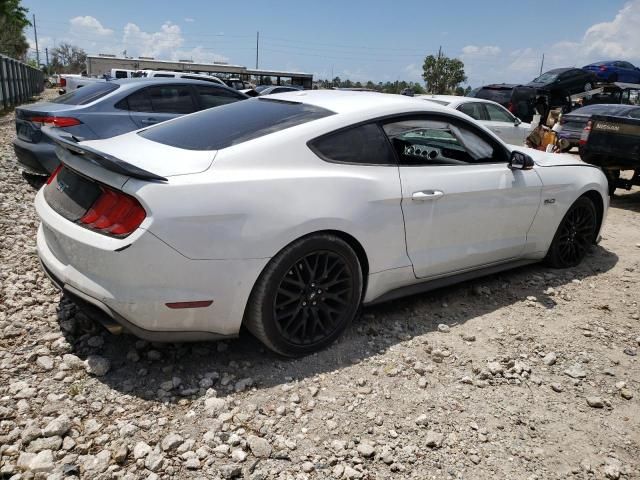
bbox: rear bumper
[13,138,59,175]
[35,188,269,341]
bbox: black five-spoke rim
[557,204,595,265]
[273,250,354,345]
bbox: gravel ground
[1,91,639,480]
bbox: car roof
[416,94,504,107]
[264,89,456,117]
[111,77,233,88]
[571,103,639,115]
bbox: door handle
[412,190,444,201]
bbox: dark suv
[467,84,538,122]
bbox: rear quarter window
[52,82,119,105]
[309,123,396,165]
[138,98,334,150]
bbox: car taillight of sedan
[579,120,592,146]
[29,115,81,128]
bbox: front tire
[545,196,597,268]
[244,234,363,357]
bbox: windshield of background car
[532,72,558,83]
[474,88,511,105]
[51,82,119,105]
[138,98,335,150]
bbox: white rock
[43,415,72,437]
[247,435,271,458]
[85,355,110,376]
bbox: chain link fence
[0,54,45,111]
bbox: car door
[617,62,640,83]
[458,101,511,143]
[382,114,542,279]
[483,103,527,145]
[124,84,197,128]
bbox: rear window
[138,98,334,150]
[52,82,119,105]
[474,88,512,105]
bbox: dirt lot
[1,91,639,480]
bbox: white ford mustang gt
[36,90,609,356]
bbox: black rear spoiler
[42,126,168,182]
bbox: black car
[527,68,599,104]
[557,104,640,149]
[580,112,640,195]
[467,84,538,122]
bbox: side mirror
[509,151,535,170]
[514,117,522,126]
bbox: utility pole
[45,48,49,66]
[33,14,40,67]
[539,53,545,76]
[255,31,259,69]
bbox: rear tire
[545,196,597,268]
[244,234,363,357]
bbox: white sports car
[416,94,532,145]
[36,91,608,356]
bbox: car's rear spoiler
[41,126,168,182]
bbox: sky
[22,0,640,87]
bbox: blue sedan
[14,78,248,175]
[582,61,640,84]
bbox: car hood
[513,146,588,167]
[79,130,217,178]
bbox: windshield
[52,82,119,105]
[532,72,558,83]
[139,98,335,151]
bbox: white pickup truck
[59,75,104,95]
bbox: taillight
[579,120,592,146]
[599,65,607,71]
[80,186,146,237]
[60,78,67,87]
[46,164,63,185]
[29,116,81,128]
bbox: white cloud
[461,45,501,57]
[581,0,640,60]
[69,16,114,36]
[184,17,195,23]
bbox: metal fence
[0,54,44,111]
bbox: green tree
[50,43,87,74]
[0,0,31,60]
[422,48,467,94]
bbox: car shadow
[55,245,619,402]
[21,171,48,189]
[611,188,640,212]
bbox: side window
[484,103,515,122]
[153,73,175,78]
[115,89,152,112]
[147,86,195,114]
[114,70,128,79]
[457,102,485,121]
[629,109,640,119]
[196,86,245,110]
[310,123,396,165]
[382,117,506,166]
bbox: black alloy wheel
[273,251,355,345]
[244,234,362,357]
[545,196,597,268]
